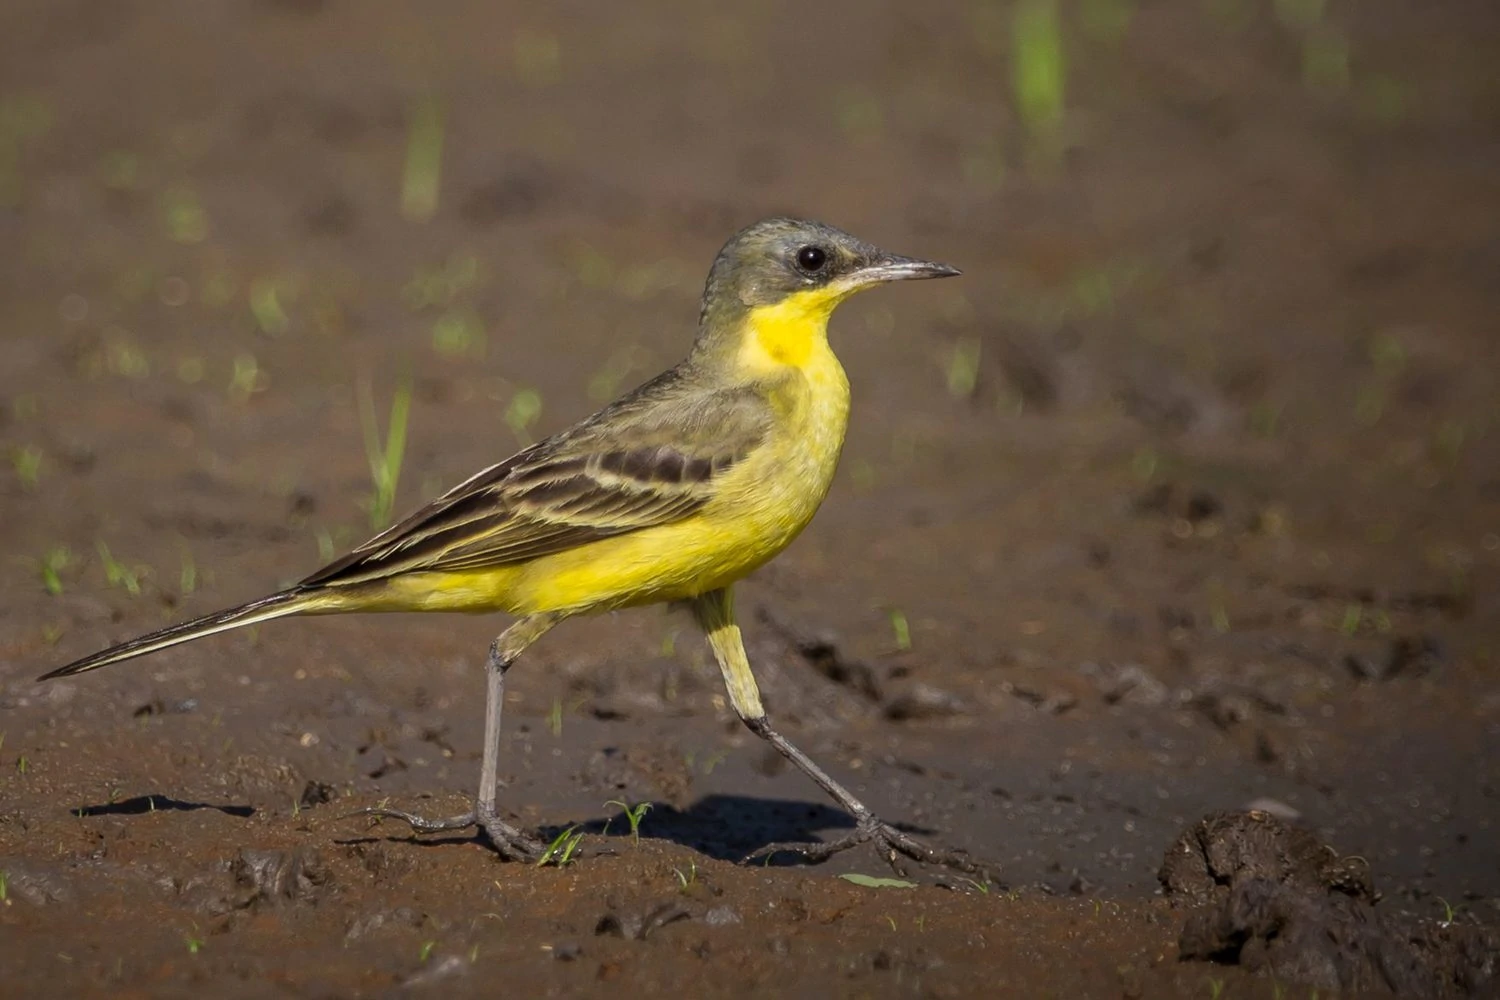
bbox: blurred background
[0,0,1496,988]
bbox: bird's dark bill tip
[856,256,962,283]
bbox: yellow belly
[366,516,766,616]
[372,358,847,616]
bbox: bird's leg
[350,613,561,860]
[691,589,985,879]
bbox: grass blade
[840,873,919,889]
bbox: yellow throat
[737,286,857,374]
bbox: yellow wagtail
[41,218,975,875]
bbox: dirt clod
[345,907,427,942]
[298,780,337,809]
[883,682,970,721]
[1178,875,1498,998]
[0,862,75,906]
[1159,810,1373,904]
[402,953,469,987]
[595,901,694,940]
[233,848,328,908]
[1164,812,1497,997]
[1348,634,1451,682]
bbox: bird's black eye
[796,245,827,273]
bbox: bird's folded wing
[301,382,769,587]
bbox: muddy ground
[1,1,1497,996]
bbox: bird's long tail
[37,590,311,680]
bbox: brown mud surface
[2,1,1498,996]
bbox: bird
[40,217,977,876]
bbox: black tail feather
[37,590,306,680]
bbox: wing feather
[300,373,771,588]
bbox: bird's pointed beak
[846,253,963,288]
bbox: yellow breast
[714,287,852,546]
[505,289,851,615]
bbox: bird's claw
[742,814,988,881]
[346,802,544,860]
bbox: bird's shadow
[343,794,877,864]
[550,793,935,865]
[71,794,255,818]
[558,793,849,864]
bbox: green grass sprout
[605,800,652,845]
[38,545,70,595]
[1012,0,1067,154]
[10,445,42,489]
[179,547,198,597]
[161,187,209,243]
[249,277,291,336]
[945,336,982,399]
[358,377,413,530]
[888,608,912,651]
[227,353,265,403]
[96,542,143,596]
[401,96,445,223]
[505,388,543,444]
[536,826,583,867]
[431,308,486,359]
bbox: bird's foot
[347,801,544,861]
[743,813,988,881]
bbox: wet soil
[2,1,1498,996]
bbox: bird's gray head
[695,217,960,336]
